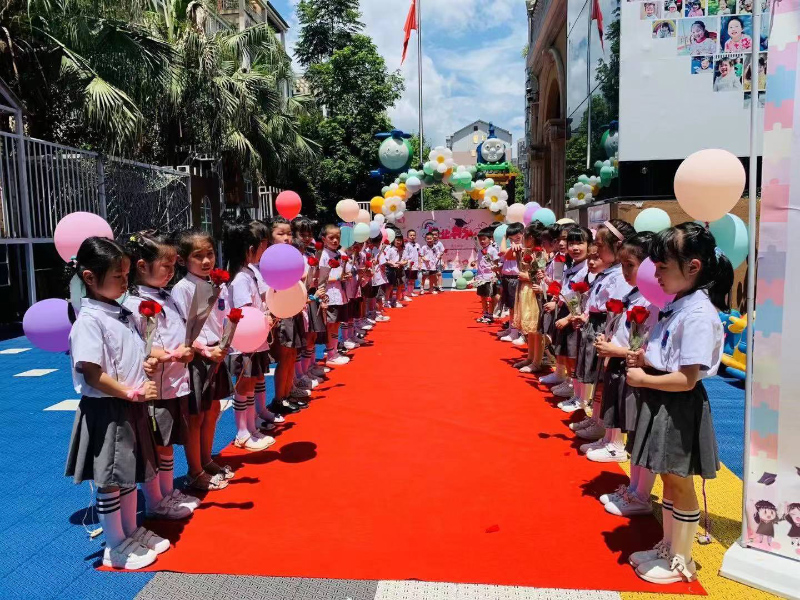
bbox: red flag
[592,0,605,51]
[401,0,417,65]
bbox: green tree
[295,0,364,67]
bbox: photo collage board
[634,0,770,108]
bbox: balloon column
[565,123,620,210]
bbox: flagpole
[586,3,592,171]
[417,0,425,211]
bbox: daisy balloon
[429,146,455,174]
[481,185,509,215]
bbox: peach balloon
[674,149,745,222]
[336,199,360,222]
[506,203,526,224]
[355,209,371,224]
[266,282,308,319]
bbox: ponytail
[708,250,734,311]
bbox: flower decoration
[228,308,243,323]
[314,241,323,250]
[606,299,626,314]
[627,306,652,350]
[567,182,593,208]
[138,300,162,318]
[210,268,230,286]
[429,146,455,174]
[481,185,509,215]
[307,257,319,267]
[547,281,562,296]
[328,259,341,268]
[570,281,590,295]
[627,306,650,325]
[554,253,567,263]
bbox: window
[471,149,477,157]
[200,196,213,233]
[472,134,479,144]
[473,125,479,131]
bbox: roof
[265,0,289,31]
[450,120,512,140]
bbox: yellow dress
[513,278,541,335]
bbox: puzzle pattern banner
[747,0,800,561]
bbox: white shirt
[70,298,148,398]
[418,244,437,271]
[585,264,631,313]
[560,260,590,304]
[609,287,659,347]
[171,272,229,346]
[230,267,262,310]
[644,289,723,377]
[123,286,190,399]
[249,263,268,296]
[371,246,388,286]
[476,245,499,279]
[433,241,445,265]
[501,250,519,276]
[320,247,346,305]
[403,242,421,269]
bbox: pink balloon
[54,212,114,262]
[266,282,307,319]
[636,258,676,309]
[231,306,269,353]
[275,191,302,220]
[380,226,388,244]
[674,149,745,222]
[523,202,541,226]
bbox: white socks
[141,477,163,512]
[246,399,257,434]
[233,393,250,440]
[158,450,174,498]
[119,486,138,537]
[662,498,674,544]
[607,428,625,451]
[97,490,126,549]
[254,380,268,420]
[671,507,700,563]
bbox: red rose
[481,248,488,255]
[329,259,340,268]
[570,281,590,295]
[341,255,349,263]
[627,306,650,325]
[228,308,243,323]
[210,268,230,286]
[547,281,562,296]
[606,298,625,314]
[534,246,544,253]
[365,260,373,268]
[138,300,162,318]
[554,254,567,263]
[314,241,323,250]
[522,254,533,263]
[307,257,319,267]
[505,249,515,260]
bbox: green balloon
[381,186,389,194]
[423,175,435,185]
[423,162,435,176]
[578,174,590,184]
[433,170,443,180]
[463,270,474,281]
[456,277,468,290]
[399,173,408,182]
[600,165,614,186]
[594,160,603,175]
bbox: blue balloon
[369,221,381,238]
[532,208,556,226]
[340,225,354,249]
[493,224,508,246]
[709,213,749,268]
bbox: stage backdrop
[398,210,497,269]
[619,0,773,160]
[746,0,800,563]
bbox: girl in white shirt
[171,229,234,491]
[292,217,326,388]
[319,224,351,366]
[384,232,407,309]
[65,237,164,570]
[124,232,199,517]
[626,222,732,585]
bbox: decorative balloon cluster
[334,198,397,248]
[566,123,620,210]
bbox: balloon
[406,176,422,192]
[336,199,360,222]
[506,203,526,224]
[636,258,676,309]
[523,202,541,225]
[231,306,270,353]
[374,213,385,225]
[594,160,604,174]
[493,224,508,246]
[369,222,381,238]
[634,208,671,233]
[532,208,556,226]
[578,174,590,184]
[380,227,389,244]
[275,190,302,220]
[709,213,749,268]
[353,222,370,243]
[266,282,308,319]
[600,165,614,186]
[386,228,396,243]
[23,298,72,352]
[259,243,304,290]
[340,225,354,249]
[463,270,474,281]
[674,149,745,222]
[355,209,370,224]
[54,212,114,262]
[456,277,468,290]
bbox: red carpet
[140,292,705,594]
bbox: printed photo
[686,0,706,16]
[714,54,744,92]
[642,1,662,18]
[743,91,766,109]
[721,15,753,52]
[744,53,768,91]
[653,19,677,37]
[707,0,734,14]
[737,0,753,13]
[678,18,719,55]
[664,0,684,18]
[691,55,715,73]
[759,12,770,50]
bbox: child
[292,216,326,386]
[419,232,439,294]
[723,16,752,52]
[171,229,234,491]
[402,229,421,300]
[384,231,406,308]
[545,226,592,400]
[513,223,546,364]
[431,228,446,291]
[539,224,564,368]
[344,241,366,349]
[785,503,800,547]
[65,237,166,569]
[319,224,351,366]
[123,232,199,516]
[688,21,716,55]
[498,222,524,343]
[644,2,658,18]
[370,234,391,321]
[474,227,500,323]
[224,223,275,451]
[626,222,732,584]
[687,0,704,16]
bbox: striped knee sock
[233,393,250,440]
[141,476,163,512]
[662,498,674,544]
[119,486,138,538]
[672,507,701,562]
[254,380,268,420]
[97,489,126,549]
[246,396,257,433]
[158,452,174,498]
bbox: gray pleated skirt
[189,353,233,414]
[65,396,159,487]
[227,351,271,379]
[600,357,640,432]
[629,373,720,479]
[307,299,327,335]
[575,312,606,383]
[553,305,579,359]
[151,396,189,447]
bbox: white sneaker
[496,328,509,337]
[552,382,574,398]
[343,340,359,350]
[579,439,607,454]
[234,433,275,452]
[360,323,374,331]
[431,291,439,295]
[606,492,653,516]
[576,422,606,440]
[540,372,565,385]
[146,495,193,520]
[290,386,311,398]
[569,416,594,431]
[366,318,377,325]
[304,375,320,388]
[599,484,630,505]
[170,488,200,510]
[326,355,350,366]
[130,526,170,554]
[629,539,670,568]
[393,303,405,308]
[560,397,583,412]
[103,538,157,570]
[500,331,518,342]
[587,444,628,463]
[376,315,390,322]
[637,555,697,584]
[511,335,526,347]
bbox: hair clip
[715,246,724,259]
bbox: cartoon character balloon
[476,123,507,166]
[371,129,413,177]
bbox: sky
[271,0,528,157]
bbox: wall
[449,122,513,166]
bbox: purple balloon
[259,243,305,291]
[23,298,72,352]
[523,202,542,226]
[636,258,676,309]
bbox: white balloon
[387,229,396,243]
[374,214,385,225]
[507,203,526,224]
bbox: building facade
[445,120,513,166]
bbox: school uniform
[384,246,402,286]
[124,286,190,447]
[360,246,378,299]
[434,241,445,273]
[575,264,630,383]
[553,259,589,358]
[171,273,234,414]
[476,246,500,298]
[65,298,158,488]
[499,252,520,310]
[320,247,349,323]
[227,268,271,378]
[345,251,362,318]
[403,242,421,283]
[629,289,722,479]
[304,252,327,339]
[541,255,565,339]
[419,244,438,275]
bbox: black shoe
[293,399,309,409]
[501,321,509,330]
[269,399,300,415]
